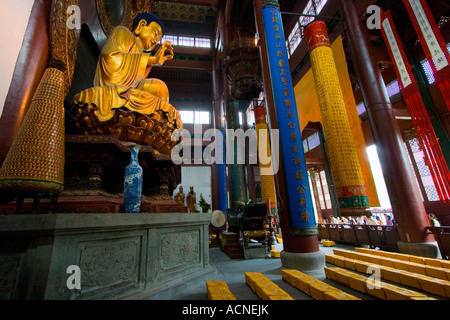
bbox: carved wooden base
[72,106,182,155]
[0,213,213,300]
[0,193,187,214]
[141,199,187,213]
[0,135,184,214]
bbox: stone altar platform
[0,212,214,300]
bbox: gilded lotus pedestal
[73,106,182,156]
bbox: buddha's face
[135,20,163,51]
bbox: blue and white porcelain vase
[124,145,143,213]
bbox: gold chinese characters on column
[304,21,370,216]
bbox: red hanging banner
[380,10,450,203]
[402,0,450,111]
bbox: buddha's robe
[75,26,179,127]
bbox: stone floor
[170,242,376,300]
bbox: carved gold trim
[49,0,80,93]
[96,0,154,37]
[96,0,133,37]
[151,1,216,24]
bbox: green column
[226,99,248,208]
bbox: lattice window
[303,139,309,153]
[286,0,329,59]
[178,36,195,47]
[320,170,332,209]
[162,35,178,45]
[356,102,366,115]
[421,59,436,84]
[386,80,401,97]
[405,140,425,202]
[409,137,422,153]
[307,132,320,150]
[424,185,439,202]
[300,1,315,27]
[314,0,328,13]
[195,37,211,48]
[405,138,441,202]
[315,173,326,209]
[288,21,301,56]
[194,111,210,124]
[180,111,210,124]
[420,43,450,85]
[416,160,431,177]
[179,110,194,123]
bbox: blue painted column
[254,0,324,270]
[217,129,229,212]
[261,2,316,234]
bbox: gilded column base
[0,179,63,194]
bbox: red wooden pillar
[0,0,52,165]
[339,0,437,257]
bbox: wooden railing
[426,226,450,260]
[318,224,400,252]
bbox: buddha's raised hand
[154,41,174,65]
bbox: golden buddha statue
[186,186,199,213]
[174,186,185,206]
[74,13,182,146]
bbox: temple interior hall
[0,0,449,302]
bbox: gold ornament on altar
[174,186,185,206]
[186,186,199,213]
[73,13,183,155]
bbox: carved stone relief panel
[160,230,200,271]
[0,254,21,300]
[77,237,142,294]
